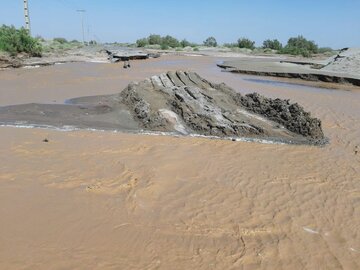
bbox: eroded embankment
[218,63,360,87]
[0,71,326,145]
[0,55,22,69]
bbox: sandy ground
[0,55,360,269]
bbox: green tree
[180,39,191,47]
[280,35,318,57]
[148,34,162,45]
[262,39,282,50]
[136,38,149,47]
[237,38,255,49]
[161,35,180,48]
[203,36,217,47]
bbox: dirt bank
[0,54,22,69]
[0,71,325,144]
[218,48,360,87]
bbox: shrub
[193,47,199,51]
[288,36,318,52]
[223,43,238,48]
[161,44,169,50]
[237,38,255,49]
[53,37,68,44]
[280,46,311,57]
[136,38,149,47]
[203,37,217,47]
[263,48,273,53]
[280,35,318,57]
[161,35,180,48]
[148,34,162,45]
[136,34,198,49]
[180,39,191,47]
[0,25,42,56]
[262,39,282,50]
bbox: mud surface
[0,71,325,144]
[238,93,324,140]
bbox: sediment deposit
[0,71,325,144]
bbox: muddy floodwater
[0,55,360,269]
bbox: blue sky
[0,0,359,48]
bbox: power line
[76,9,86,45]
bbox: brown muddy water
[0,55,359,269]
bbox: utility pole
[23,0,31,35]
[76,10,86,45]
[87,25,91,42]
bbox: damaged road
[105,49,160,63]
[0,71,326,145]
